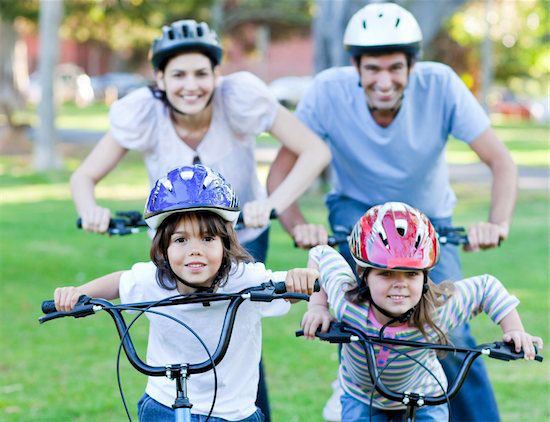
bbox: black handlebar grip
[42,300,57,314]
[272,279,321,294]
[76,218,82,229]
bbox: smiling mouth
[388,295,409,299]
[186,263,206,268]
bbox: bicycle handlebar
[296,322,542,406]
[40,280,319,377]
[77,209,279,235]
[326,226,469,247]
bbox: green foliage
[446,0,549,85]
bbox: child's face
[156,52,219,115]
[167,215,224,293]
[366,268,424,323]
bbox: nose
[182,75,199,90]
[186,238,204,255]
[376,71,392,91]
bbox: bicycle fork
[167,364,193,422]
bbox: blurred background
[0,1,548,421]
[0,0,548,166]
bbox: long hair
[345,267,455,345]
[150,210,252,290]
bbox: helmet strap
[360,269,429,338]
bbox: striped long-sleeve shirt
[309,245,519,410]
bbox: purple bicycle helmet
[144,165,240,229]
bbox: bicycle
[296,322,543,422]
[76,209,278,235]
[326,225,469,248]
[40,280,319,422]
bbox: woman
[69,19,331,420]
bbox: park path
[34,128,550,192]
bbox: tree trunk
[34,0,64,171]
[0,19,23,128]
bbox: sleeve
[109,87,160,152]
[438,274,520,331]
[295,75,329,140]
[308,245,356,320]
[443,66,491,144]
[221,72,280,137]
[118,261,158,304]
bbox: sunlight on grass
[446,149,550,166]
[0,183,148,204]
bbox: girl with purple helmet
[54,164,319,421]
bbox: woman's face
[366,268,424,323]
[156,52,219,115]
[167,215,224,293]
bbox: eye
[173,236,187,243]
[406,271,421,277]
[203,235,215,242]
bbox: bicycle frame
[297,322,542,422]
[41,281,317,422]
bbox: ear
[213,65,221,83]
[155,71,166,91]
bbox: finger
[321,317,331,333]
[98,208,111,233]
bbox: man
[268,3,517,422]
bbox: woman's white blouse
[109,71,281,243]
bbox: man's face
[357,52,410,111]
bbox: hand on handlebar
[79,205,111,233]
[241,200,274,228]
[502,330,544,361]
[285,268,320,297]
[54,286,86,312]
[301,305,334,340]
[292,223,329,249]
[464,221,508,252]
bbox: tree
[312,0,467,72]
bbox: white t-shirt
[109,71,281,243]
[119,261,290,420]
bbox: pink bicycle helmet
[349,202,439,270]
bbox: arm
[499,308,543,360]
[266,145,329,248]
[300,256,333,338]
[54,271,123,312]
[243,106,331,227]
[466,127,518,251]
[70,131,128,233]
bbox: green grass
[1,150,549,421]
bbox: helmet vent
[415,235,421,249]
[197,26,203,36]
[362,19,367,30]
[378,232,389,248]
[167,29,174,40]
[397,227,405,236]
[395,18,400,27]
[182,26,189,38]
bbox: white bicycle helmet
[343,2,422,59]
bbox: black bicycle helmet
[151,20,223,70]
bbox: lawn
[0,124,549,420]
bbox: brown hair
[345,267,455,345]
[150,210,252,290]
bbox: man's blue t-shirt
[295,62,490,218]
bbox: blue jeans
[137,393,264,421]
[242,229,271,422]
[341,392,449,422]
[326,194,500,422]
